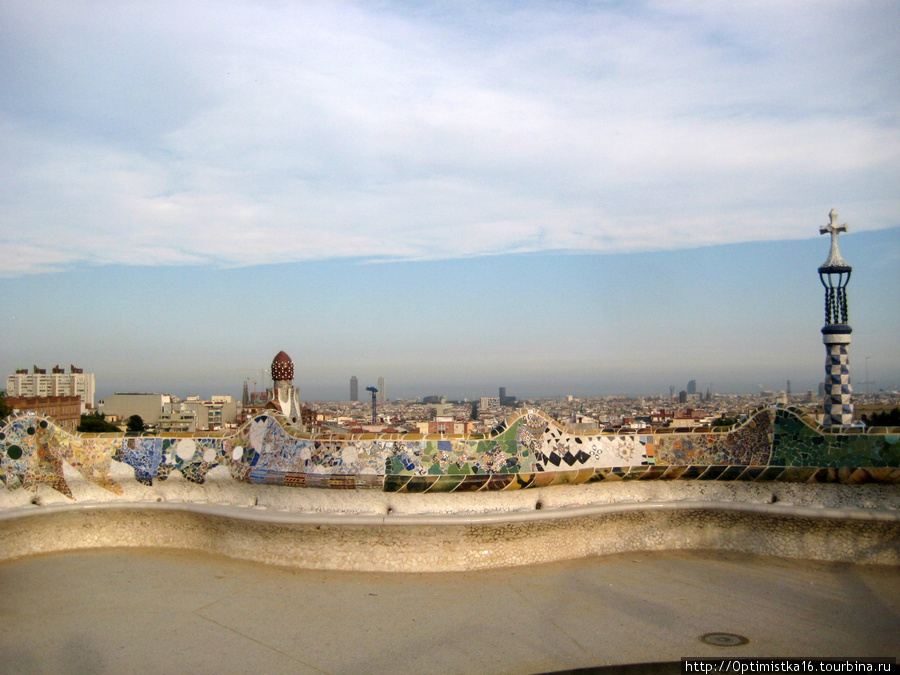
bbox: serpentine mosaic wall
[1,407,898,498]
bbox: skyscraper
[377,376,385,403]
[350,376,358,402]
[687,380,697,395]
[818,210,854,426]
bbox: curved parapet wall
[1,406,899,499]
[2,500,898,569]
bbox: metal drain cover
[700,633,749,647]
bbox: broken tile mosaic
[1,406,899,498]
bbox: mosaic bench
[2,406,898,499]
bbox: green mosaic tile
[383,474,412,493]
[404,475,439,493]
[425,475,467,492]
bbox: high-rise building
[350,376,358,402]
[6,365,95,411]
[377,376,385,403]
[817,210,854,426]
[498,387,517,407]
[687,380,697,395]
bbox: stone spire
[817,209,853,426]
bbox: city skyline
[3,227,898,402]
[1,2,898,401]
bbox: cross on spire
[819,209,850,269]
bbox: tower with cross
[818,209,853,426]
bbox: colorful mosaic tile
[655,409,773,466]
[2,406,900,498]
[772,408,900,468]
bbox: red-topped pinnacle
[271,351,294,382]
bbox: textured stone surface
[2,497,898,570]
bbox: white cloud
[1,0,898,276]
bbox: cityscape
[6,357,899,436]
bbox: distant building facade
[480,397,500,410]
[350,376,358,402]
[156,408,198,433]
[5,395,81,429]
[416,420,474,434]
[6,365,95,411]
[499,387,517,407]
[99,393,170,424]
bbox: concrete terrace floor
[0,548,897,674]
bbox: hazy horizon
[8,228,896,404]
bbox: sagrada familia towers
[818,209,854,426]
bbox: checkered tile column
[822,337,853,426]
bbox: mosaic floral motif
[655,410,773,466]
[1,407,899,498]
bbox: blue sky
[1,1,898,401]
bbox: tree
[0,390,12,420]
[865,408,900,426]
[78,413,121,433]
[126,415,146,433]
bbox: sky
[1,1,898,402]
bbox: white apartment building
[6,366,96,412]
[480,397,501,410]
